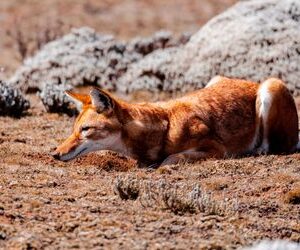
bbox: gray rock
[242,240,300,250]
[0,80,29,117]
[11,0,300,115]
[9,27,190,114]
[118,47,179,93]
[9,27,135,92]
[121,0,300,95]
[9,28,188,94]
[39,83,77,116]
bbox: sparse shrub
[9,27,189,94]
[159,182,238,215]
[9,27,191,114]
[115,176,239,215]
[189,185,238,216]
[161,187,196,215]
[0,80,29,117]
[114,176,140,200]
[39,83,77,116]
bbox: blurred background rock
[0,0,237,77]
[1,0,299,116]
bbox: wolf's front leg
[160,151,211,166]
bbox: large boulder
[9,0,300,115]
[8,27,190,114]
[118,47,179,93]
[242,240,300,250]
[0,80,29,117]
[9,27,189,93]
[120,0,300,95]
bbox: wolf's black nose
[51,151,60,160]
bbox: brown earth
[0,94,299,249]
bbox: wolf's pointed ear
[90,88,115,113]
[65,90,91,111]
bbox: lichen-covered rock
[9,27,135,92]
[9,27,191,114]
[127,31,191,56]
[242,240,300,250]
[39,83,77,116]
[118,47,179,93]
[0,80,29,117]
[9,27,189,94]
[11,0,300,116]
[120,0,300,95]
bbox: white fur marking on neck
[93,132,129,155]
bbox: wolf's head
[52,88,126,161]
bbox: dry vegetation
[0,0,299,249]
[0,94,299,249]
[0,0,237,77]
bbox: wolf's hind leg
[255,78,298,154]
[160,151,207,166]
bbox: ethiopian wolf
[52,76,299,166]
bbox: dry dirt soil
[0,0,300,249]
[0,94,299,250]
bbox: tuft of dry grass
[114,176,239,216]
[188,185,238,216]
[160,184,197,215]
[114,176,140,200]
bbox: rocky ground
[0,94,299,249]
[0,0,300,249]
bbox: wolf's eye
[81,126,92,132]
[80,126,95,138]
